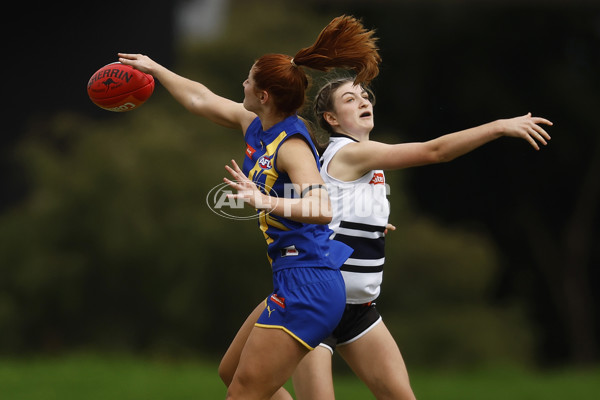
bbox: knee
[225,373,256,400]
[218,358,235,386]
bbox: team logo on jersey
[369,172,385,185]
[270,294,286,309]
[257,155,273,170]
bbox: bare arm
[224,138,332,224]
[330,113,553,180]
[118,53,256,132]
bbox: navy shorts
[319,302,382,353]
[256,267,346,350]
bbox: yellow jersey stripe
[249,131,289,252]
[266,214,289,232]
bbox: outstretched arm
[118,53,256,132]
[332,113,552,179]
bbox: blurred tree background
[1,0,598,373]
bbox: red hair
[253,54,309,116]
[252,15,381,116]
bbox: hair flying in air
[252,15,381,116]
[293,15,381,86]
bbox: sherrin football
[87,62,154,112]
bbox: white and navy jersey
[320,135,390,304]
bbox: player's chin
[242,99,256,113]
[359,118,375,129]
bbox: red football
[87,62,154,112]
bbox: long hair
[294,15,381,86]
[252,15,381,117]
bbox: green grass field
[0,354,598,399]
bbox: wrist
[491,120,506,138]
[254,192,274,211]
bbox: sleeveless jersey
[320,135,390,303]
[242,115,352,272]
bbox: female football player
[119,15,381,400]
[289,76,552,400]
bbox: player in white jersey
[322,134,390,304]
[291,77,553,400]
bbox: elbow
[313,206,332,225]
[318,214,333,225]
[320,201,333,224]
[300,215,330,225]
[187,95,202,113]
[421,144,449,165]
[436,154,454,164]
[187,91,210,115]
[431,149,454,164]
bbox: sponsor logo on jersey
[270,294,286,309]
[245,143,256,158]
[280,245,298,257]
[369,172,385,185]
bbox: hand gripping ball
[87,62,154,112]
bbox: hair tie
[290,58,298,68]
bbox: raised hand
[117,53,158,75]
[500,112,553,150]
[223,160,271,210]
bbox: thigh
[292,346,335,400]
[227,325,309,400]
[219,300,266,385]
[338,321,416,400]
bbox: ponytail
[252,15,381,117]
[293,15,381,85]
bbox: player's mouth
[359,111,372,118]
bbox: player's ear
[258,90,269,104]
[324,111,337,127]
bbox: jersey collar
[331,133,359,142]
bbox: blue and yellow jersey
[242,115,352,271]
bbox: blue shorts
[256,267,346,350]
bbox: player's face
[330,81,374,136]
[243,65,262,113]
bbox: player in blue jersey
[289,77,553,400]
[119,15,381,400]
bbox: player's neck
[259,111,292,131]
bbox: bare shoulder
[331,140,432,177]
[328,140,388,181]
[277,136,322,183]
[277,136,315,171]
